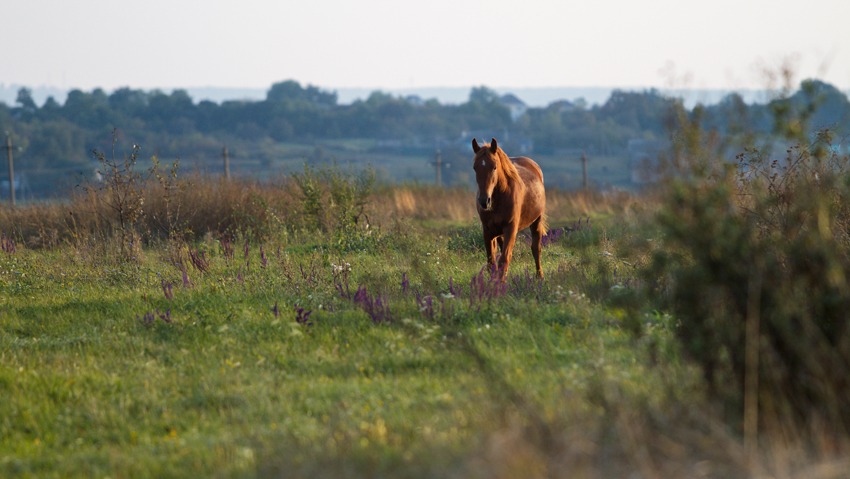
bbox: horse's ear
[472,138,480,153]
[490,138,498,153]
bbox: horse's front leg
[483,228,499,268]
[497,223,519,279]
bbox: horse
[472,138,547,279]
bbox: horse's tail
[538,213,549,236]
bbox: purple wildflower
[417,293,435,321]
[1,233,16,255]
[401,272,410,294]
[352,285,393,323]
[469,264,508,304]
[244,241,250,261]
[508,268,543,296]
[188,247,210,273]
[161,279,174,300]
[260,246,268,268]
[294,304,313,326]
[335,270,352,299]
[138,309,172,326]
[222,235,235,261]
[541,227,565,247]
[137,311,156,326]
[272,301,280,318]
[448,276,460,297]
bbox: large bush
[652,127,850,435]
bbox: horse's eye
[492,166,496,171]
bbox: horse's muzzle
[478,195,491,210]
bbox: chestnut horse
[472,138,546,278]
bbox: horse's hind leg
[530,216,544,279]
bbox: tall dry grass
[0,174,641,248]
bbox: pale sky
[2,0,848,93]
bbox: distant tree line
[1,78,848,194]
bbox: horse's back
[511,157,544,184]
[510,156,545,228]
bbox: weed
[1,233,16,255]
[188,246,210,274]
[221,234,235,261]
[161,279,174,301]
[137,308,172,326]
[87,131,154,259]
[294,304,313,326]
[469,264,508,305]
[352,285,393,323]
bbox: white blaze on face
[481,160,485,166]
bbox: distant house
[499,94,528,122]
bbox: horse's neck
[496,167,515,196]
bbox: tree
[469,86,499,104]
[16,88,37,110]
[109,88,150,116]
[267,80,337,107]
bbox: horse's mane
[476,142,522,192]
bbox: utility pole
[581,152,588,190]
[434,149,441,187]
[3,133,18,206]
[222,144,230,180]
[429,148,449,188]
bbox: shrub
[88,133,152,258]
[652,129,850,436]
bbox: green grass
[0,220,693,478]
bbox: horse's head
[472,138,501,211]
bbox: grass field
[3,140,850,478]
[0,191,711,478]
